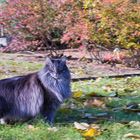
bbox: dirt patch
[1,51,140,79]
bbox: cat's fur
[0,57,71,125]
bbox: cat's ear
[61,56,67,64]
[45,57,53,65]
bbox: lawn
[0,53,140,140]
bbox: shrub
[60,0,140,50]
[0,0,64,52]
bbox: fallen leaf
[91,124,100,130]
[28,125,34,129]
[47,127,58,132]
[126,103,139,109]
[129,121,140,128]
[102,85,112,92]
[123,103,140,112]
[82,128,101,137]
[73,91,83,98]
[94,77,102,83]
[74,122,89,130]
[74,122,101,138]
[80,123,90,128]
[124,133,140,139]
[27,125,38,131]
[84,98,106,108]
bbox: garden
[0,0,140,140]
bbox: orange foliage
[102,0,118,4]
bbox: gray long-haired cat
[0,57,71,125]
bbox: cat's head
[44,56,70,80]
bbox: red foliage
[0,0,139,53]
[103,51,125,63]
[61,21,90,45]
[0,0,60,51]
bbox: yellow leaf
[83,0,94,9]
[83,128,101,137]
[74,122,101,138]
[73,91,83,98]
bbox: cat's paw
[0,118,6,125]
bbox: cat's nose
[53,73,58,79]
[54,73,57,78]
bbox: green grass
[96,122,140,140]
[0,54,140,140]
[0,60,42,78]
[0,121,82,140]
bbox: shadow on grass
[55,96,140,125]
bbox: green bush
[89,0,140,49]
